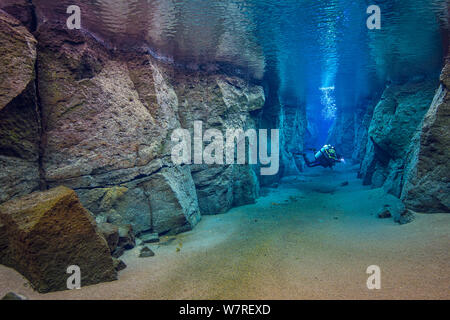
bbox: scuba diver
[294,145,344,169]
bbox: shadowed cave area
[0,0,449,299]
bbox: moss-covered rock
[0,186,117,293]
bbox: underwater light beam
[319,86,337,119]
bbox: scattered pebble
[395,209,415,225]
[113,258,127,271]
[2,292,28,300]
[378,209,392,219]
[139,246,155,258]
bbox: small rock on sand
[395,209,415,225]
[377,209,392,219]
[2,292,28,300]
[113,258,127,272]
[139,247,155,258]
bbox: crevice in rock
[72,164,171,191]
[26,0,37,33]
[370,136,391,165]
[33,53,47,191]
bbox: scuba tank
[314,148,324,159]
[315,145,338,161]
[315,145,329,159]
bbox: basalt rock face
[172,71,264,214]
[0,186,117,293]
[34,24,199,234]
[401,56,450,213]
[35,21,264,225]
[279,103,307,176]
[359,80,438,199]
[352,99,378,164]
[0,5,265,236]
[0,10,36,111]
[0,0,36,32]
[0,10,41,204]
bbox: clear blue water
[40,0,448,131]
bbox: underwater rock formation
[0,10,36,111]
[327,97,379,163]
[174,72,264,214]
[0,10,41,204]
[401,53,450,212]
[0,6,266,236]
[0,186,117,293]
[0,0,35,32]
[359,80,438,198]
[279,103,307,176]
[97,222,120,256]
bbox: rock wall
[279,103,307,176]
[401,54,450,212]
[359,79,439,200]
[0,10,41,204]
[171,69,264,215]
[0,7,266,236]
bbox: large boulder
[192,164,260,215]
[77,185,153,234]
[77,166,201,235]
[0,10,40,204]
[139,166,201,234]
[401,55,450,212]
[0,186,117,293]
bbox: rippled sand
[1,165,449,300]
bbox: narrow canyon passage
[0,0,449,300]
[2,165,448,300]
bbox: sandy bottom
[1,165,449,300]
